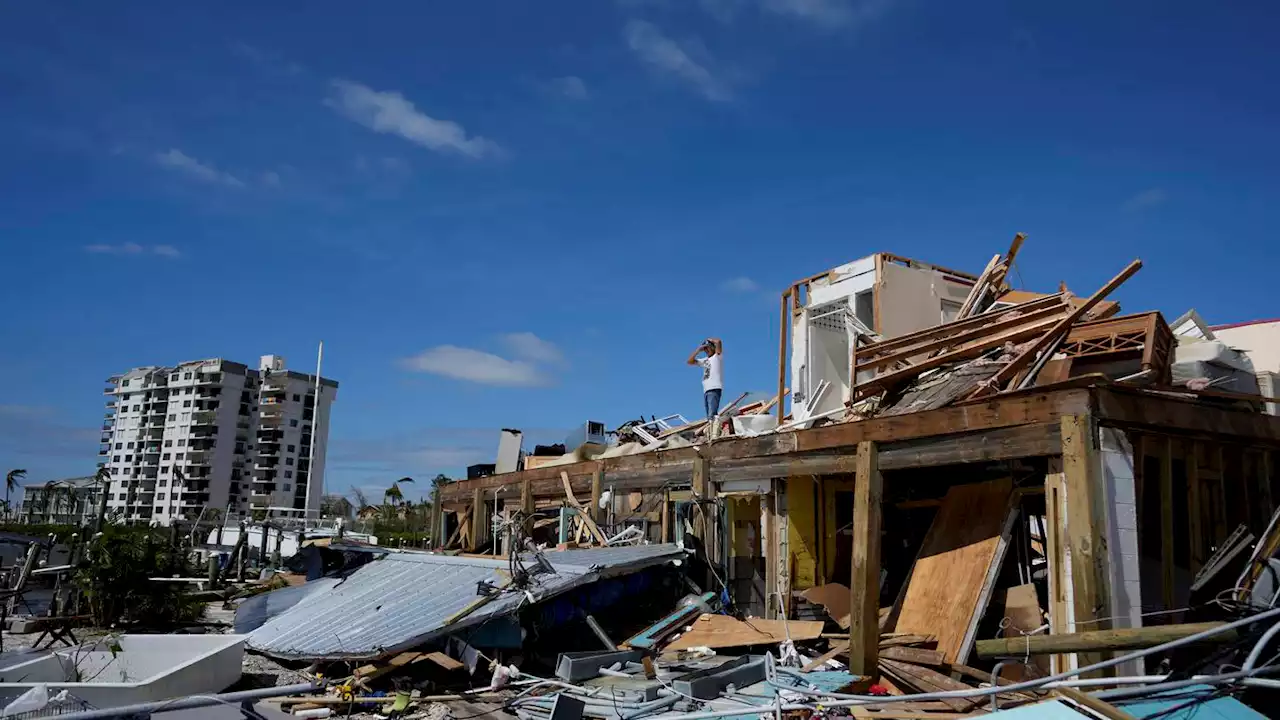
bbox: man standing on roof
[687,338,724,422]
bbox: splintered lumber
[664,613,824,651]
[879,646,945,666]
[970,259,1143,398]
[877,658,978,713]
[802,643,848,672]
[973,622,1236,658]
[891,478,1017,664]
[560,471,608,545]
[851,302,1071,401]
[878,634,937,648]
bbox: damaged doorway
[725,494,767,617]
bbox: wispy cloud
[400,333,564,387]
[501,332,566,366]
[761,0,891,28]
[624,20,732,102]
[400,347,547,387]
[327,80,501,159]
[0,404,100,468]
[84,243,182,258]
[1123,188,1167,212]
[548,76,589,100]
[154,149,245,187]
[720,276,760,293]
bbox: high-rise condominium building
[99,354,338,525]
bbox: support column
[1060,414,1112,674]
[521,478,534,536]
[849,441,881,677]
[1159,437,1175,613]
[590,467,603,524]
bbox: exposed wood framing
[1044,458,1070,674]
[1060,413,1111,674]
[1159,437,1176,612]
[778,288,792,425]
[1187,440,1205,573]
[971,260,1143,399]
[848,441,882,677]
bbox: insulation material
[891,478,1017,663]
[1171,339,1260,394]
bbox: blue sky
[2,1,1278,501]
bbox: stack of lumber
[849,246,1145,418]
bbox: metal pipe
[49,682,320,720]
[1243,619,1280,672]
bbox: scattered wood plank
[891,478,1017,664]
[878,634,937,649]
[802,643,848,672]
[879,646,945,666]
[664,613,824,651]
[877,658,978,713]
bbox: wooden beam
[793,388,1090,456]
[975,622,1235,657]
[712,423,1062,482]
[972,259,1143,398]
[848,441,883,677]
[1095,386,1280,444]
[779,288,792,426]
[1060,414,1110,673]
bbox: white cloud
[761,0,890,28]
[327,80,501,159]
[720,276,760,292]
[400,346,549,387]
[501,332,566,366]
[549,76,589,100]
[624,20,732,102]
[1123,188,1167,212]
[84,243,181,258]
[261,170,281,187]
[154,149,245,187]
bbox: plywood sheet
[665,613,824,651]
[800,582,851,629]
[892,478,1015,663]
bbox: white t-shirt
[699,353,723,392]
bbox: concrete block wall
[1099,426,1145,676]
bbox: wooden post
[661,488,671,543]
[1044,459,1070,674]
[1060,414,1110,673]
[849,441,881,677]
[521,478,534,535]
[1187,441,1205,573]
[1159,437,1175,614]
[471,487,490,551]
[590,467,603,524]
[777,289,791,426]
[692,456,709,501]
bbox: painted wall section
[1215,321,1280,373]
[787,476,818,589]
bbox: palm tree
[384,483,404,506]
[5,469,26,522]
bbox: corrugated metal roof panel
[244,544,684,660]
